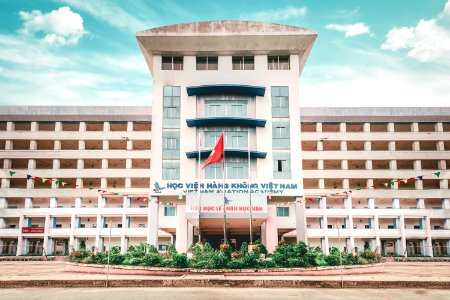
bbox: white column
[374,214,380,251]
[147,197,159,247]
[0,197,7,209]
[75,197,82,208]
[187,222,194,248]
[400,215,406,256]
[16,215,24,256]
[94,196,102,252]
[25,197,33,208]
[295,197,307,243]
[120,212,127,254]
[50,197,57,208]
[43,214,50,256]
[425,215,433,257]
[417,198,425,209]
[368,198,375,209]
[69,214,76,250]
[346,197,355,252]
[392,198,400,209]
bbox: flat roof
[0,106,449,122]
[300,107,450,122]
[136,21,317,75]
[0,106,152,122]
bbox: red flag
[202,133,224,169]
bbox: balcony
[73,228,97,236]
[186,149,267,159]
[0,228,20,237]
[307,228,325,237]
[48,228,71,236]
[186,117,266,128]
[430,229,450,238]
[352,228,376,237]
[379,229,401,237]
[405,229,427,237]
[186,84,265,97]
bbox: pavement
[0,261,449,289]
[1,288,450,300]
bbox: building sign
[186,193,267,215]
[152,180,302,196]
[22,227,44,233]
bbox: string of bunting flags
[4,169,178,206]
[3,169,444,207]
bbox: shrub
[342,252,358,265]
[144,253,161,266]
[325,254,341,266]
[148,245,158,254]
[240,242,249,256]
[167,244,177,256]
[242,252,259,268]
[226,259,244,269]
[172,253,188,268]
[258,259,276,268]
[159,258,174,267]
[357,257,368,265]
[109,246,125,265]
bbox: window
[272,120,290,149]
[273,152,291,179]
[327,224,334,229]
[163,137,179,150]
[159,244,169,251]
[196,56,218,70]
[388,225,394,229]
[205,100,247,117]
[268,55,290,70]
[162,132,180,159]
[271,86,289,117]
[276,207,289,217]
[162,160,180,180]
[205,129,248,148]
[232,56,254,70]
[277,160,287,172]
[205,157,248,179]
[163,107,179,119]
[164,206,177,216]
[55,224,62,228]
[162,56,183,70]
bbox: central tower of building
[136,21,317,252]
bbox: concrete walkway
[0,261,449,288]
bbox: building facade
[0,21,449,257]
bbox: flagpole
[248,130,253,244]
[197,129,202,244]
[222,131,227,245]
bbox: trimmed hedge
[68,240,381,269]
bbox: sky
[0,0,449,107]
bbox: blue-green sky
[0,0,449,107]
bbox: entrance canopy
[185,193,268,226]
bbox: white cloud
[301,65,450,107]
[381,0,450,62]
[0,34,70,66]
[243,6,307,22]
[326,22,371,37]
[19,6,87,45]
[59,0,149,31]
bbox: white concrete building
[0,21,449,257]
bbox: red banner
[22,227,44,233]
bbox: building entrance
[200,233,262,251]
